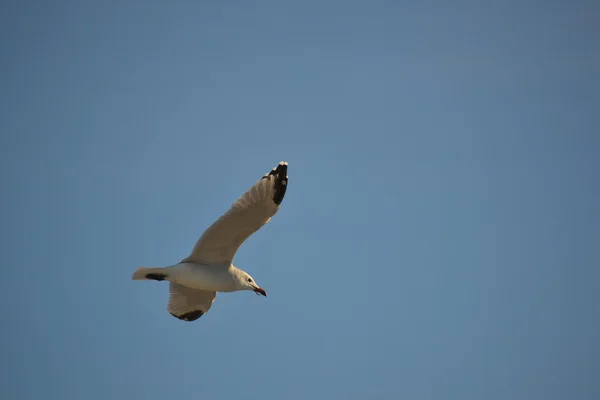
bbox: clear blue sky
[1,1,599,399]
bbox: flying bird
[133,161,289,322]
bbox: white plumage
[133,161,289,322]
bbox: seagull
[133,161,289,322]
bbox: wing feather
[181,161,288,264]
[168,283,216,322]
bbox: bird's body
[133,161,289,322]
[133,262,250,292]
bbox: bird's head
[238,271,267,297]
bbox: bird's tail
[132,266,171,281]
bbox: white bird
[133,161,289,322]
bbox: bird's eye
[247,278,252,282]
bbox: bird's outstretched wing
[181,161,289,264]
[168,283,217,322]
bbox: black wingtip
[170,310,204,322]
[265,161,288,205]
[146,273,168,281]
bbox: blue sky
[1,1,599,399]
